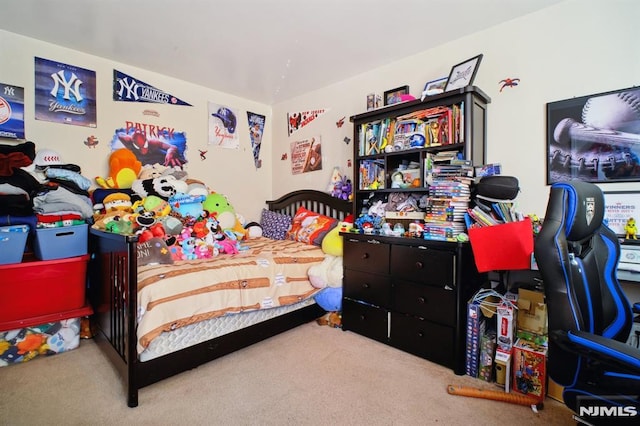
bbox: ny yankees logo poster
[34,57,97,127]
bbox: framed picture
[603,191,640,238]
[384,85,410,106]
[546,86,640,184]
[444,54,483,91]
[421,77,447,100]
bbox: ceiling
[1,0,564,105]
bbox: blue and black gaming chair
[534,181,640,424]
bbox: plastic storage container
[0,304,93,367]
[0,225,29,265]
[33,224,88,260]
[0,254,89,322]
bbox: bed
[87,189,352,407]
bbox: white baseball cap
[22,149,64,172]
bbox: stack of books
[465,201,524,228]
[423,176,471,242]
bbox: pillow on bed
[286,206,337,246]
[137,237,174,266]
[260,208,292,240]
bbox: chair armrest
[550,329,640,373]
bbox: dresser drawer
[344,238,390,274]
[390,313,454,369]
[344,269,391,308]
[390,245,454,286]
[392,279,455,326]
[342,299,388,343]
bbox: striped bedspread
[136,237,325,353]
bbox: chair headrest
[552,181,605,241]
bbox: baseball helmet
[212,107,236,133]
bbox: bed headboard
[266,189,352,221]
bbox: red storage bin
[0,254,89,322]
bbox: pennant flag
[247,112,265,169]
[113,70,192,106]
[287,109,328,136]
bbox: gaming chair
[534,181,640,424]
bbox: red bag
[468,217,533,273]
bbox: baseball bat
[447,385,543,409]
[553,117,640,148]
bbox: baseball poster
[546,86,640,184]
[34,57,97,128]
[290,136,322,175]
[208,102,239,149]
[0,82,25,140]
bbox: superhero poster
[208,102,239,149]
[247,112,265,169]
[0,83,25,140]
[110,121,188,169]
[34,57,97,128]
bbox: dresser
[341,233,484,375]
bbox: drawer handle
[362,283,370,289]
[359,314,366,321]
[418,331,424,338]
[417,297,426,304]
[415,261,423,269]
[361,253,369,260]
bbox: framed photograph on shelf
[384,85,410,106]
[546,86,640,184]
[421,77,447,100]
[603,191,640,238]
[444,54,483,91]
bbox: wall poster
[290,136,322,175]
[546,87,640,184]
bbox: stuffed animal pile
[92,151,251,262]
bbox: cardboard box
[512,338,548,402]
[0,304,92,367]
[547,378,564,403]
[517,288,548,336]
[478,331,497,382]
[465,294,500,377]
[0,254,89,322]
[497,303,516,351]
[494,347,512,393]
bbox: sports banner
[208,102,239,149]
[0,83,25,139]
[247,112,265,169]
[287,109,328,136]
[113,70,192,106]
[34,57,97,127]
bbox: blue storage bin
[0,225,29,265]
[34,224,88,261]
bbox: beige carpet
[0,322,574,425]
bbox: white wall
[2,0,638,221]
[0,29,273,223]
[272,0,640,217]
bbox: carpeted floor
[0,321,574,425]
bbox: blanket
[136,237,325,353]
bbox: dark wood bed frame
[87,189,352,407]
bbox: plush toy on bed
[202,192,247,240]
[308,217,353,312]
[95,148,143,189]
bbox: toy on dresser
[625,217,637,240]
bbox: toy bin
[33,223,88,261]
[0,225,29,265]
[0,304,93,367]
[0,254,89,322]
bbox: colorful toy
[99,148,143,189]
[202,192,237,230]
[625,217,637,239]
